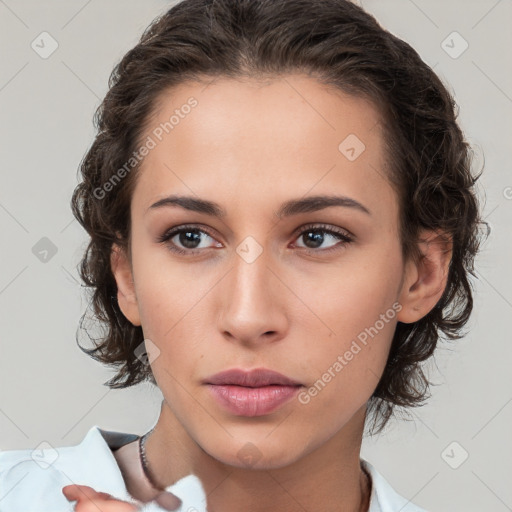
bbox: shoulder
[361,459,430,512]
[0,426,138,512]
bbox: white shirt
[0,425,428,512]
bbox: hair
[71,0,487,435]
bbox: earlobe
[397,229,453,324]
[110,243,141,327]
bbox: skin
[62,479,182,511]
[103,75,452,512]
[62,485,139,511]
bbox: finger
[62,485,135,508]
[154,491,183,511]
[62,484,113,502]
[74,498,139,512]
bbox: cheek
[295,317,396,427]
[135,269,213,370]
[292,250,402,343]
[292,262,401,405]
[133,256,214,343]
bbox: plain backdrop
[0,1,511,511]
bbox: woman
[0,0,484,511]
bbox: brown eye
[293,224,354,253]
[157,225,221,255]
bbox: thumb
[153,491,183,511]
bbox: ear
[110,243,141,327]
[397,229,453,324]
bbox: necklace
[138,428,165,492]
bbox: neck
[145,400,371,512]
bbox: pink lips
[203,368,303,417]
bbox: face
[113,74,421,469]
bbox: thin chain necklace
[138,427,165,492]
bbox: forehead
[132,74,396,221]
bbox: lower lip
[206,384,302,416]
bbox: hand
[62,484,139,511]
[62,484,182,511]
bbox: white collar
[72,425,208,511]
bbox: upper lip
[203,368,302,387]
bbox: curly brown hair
[71,0,487,435]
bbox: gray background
[0,1,511,510]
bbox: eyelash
[157,223,354,257]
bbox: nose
[217,249,289,347]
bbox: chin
[201,435,310,470]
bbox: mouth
[203,368,303,417]
[203,367,303,387]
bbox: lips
[203,368,303,387]
[203,368,303,416]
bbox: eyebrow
[147,194,371,218]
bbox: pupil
[180,230,201,248]
[304,230,323,248]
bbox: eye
[157,225,221,255]
[157,223,354,257]
[292,223,354,254]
